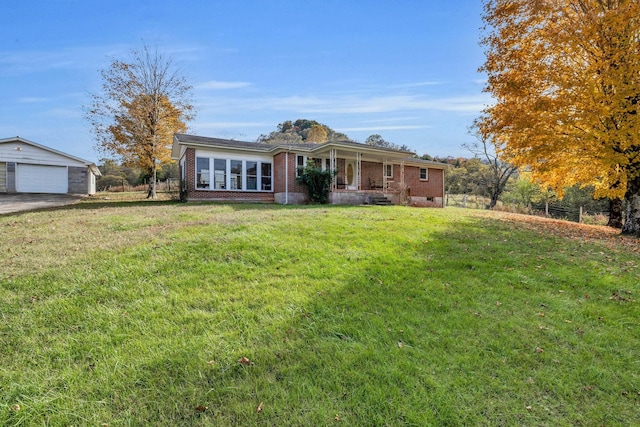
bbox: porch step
[370,195,392,206]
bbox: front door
[345,161,357,190]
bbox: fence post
[579,206,583,223]
[545,202,549,216]
[463,195,467,208]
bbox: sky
[0,0,491,163]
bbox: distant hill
[257,119,350,144]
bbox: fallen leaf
[238,356,252,365]
[257,402,264,413]
[195,405,207,412]
[398,341,404,348]
[538,312,545,317]
[10,404,20,412]
[496,301,502,306]
[535,347,544,353]
[207,360,215,365]
[526,405,532,411]
[334,414,340,421]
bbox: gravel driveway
[0,194,83,214]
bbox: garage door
[16,164,68,194]
[0,162,6,192]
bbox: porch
[329,189,403,206]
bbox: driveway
[0,194,84,214]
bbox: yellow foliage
[480,0,640,201]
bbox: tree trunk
[147,165,157,199]
[621,179,640,236]
[488,193,499,209]
[607,198,623,229]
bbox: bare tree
[86,45,195,198]
[465,123,517,209]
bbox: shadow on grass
[184,214,637,425]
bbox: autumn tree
[86,45,195,198]
[306,124,328,143]
[479,0,640,234]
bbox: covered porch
[308,143,412,205]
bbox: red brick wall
[273,152,306,195]
[361,161,383,189]
[404,166,444,207]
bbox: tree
[259,119,348,144]
[365,134,411,151]
[479,0,640,234]
[306,124,328,143]
[86,45,195,198]
[465,123,517,209]
[96,158,140,190]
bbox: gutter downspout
[442,167,446,208]
[285,148,290,205]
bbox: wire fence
[99,178,180,193]
[446,194,610,225]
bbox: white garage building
[0,137,100,195]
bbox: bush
[296,165,335,204]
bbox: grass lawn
[1,196,639,425]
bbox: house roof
[174,133,414,155]
[172,133,449,169]
[0,136,101,176]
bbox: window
[214,159,226,189]
[420,168,428,181]
[261,163,272,190]
[196,157,210,189]
[296,155,306,177]
[384,164,393,179]
[230,160,242,190]
[196,157,273,192]
[246,161,257,190]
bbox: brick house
[172,134,447,207]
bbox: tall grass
[1,201,638,425]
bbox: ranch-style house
[172,134,447,207]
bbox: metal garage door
[16,164,68,194]
[0,162,6,192]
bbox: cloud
[337,125,432,132]
[390,81,443,89]
[45,108,82,119]
[254,94,490,115]
[17,97,50,104]
[194,121,268,131]
[0,45,126,76]
[195,80,252,90]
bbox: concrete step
[370,195,392,206]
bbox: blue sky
[1,0,490,163]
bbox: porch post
[400,159,405,203]
[356,152,362,190]
[382,157,387,193]
[330,149,337,191]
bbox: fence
[101,178,180,193]
[446,194,610,225]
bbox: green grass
[1,199,639,425]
